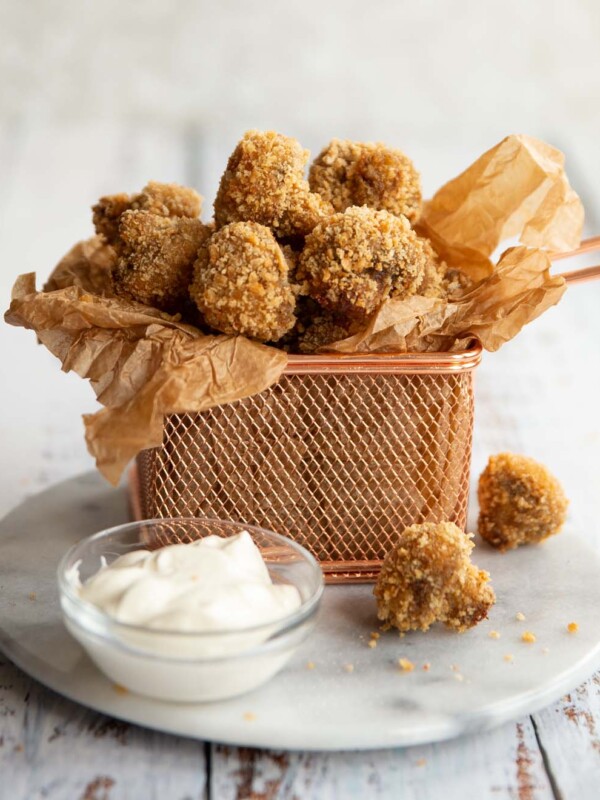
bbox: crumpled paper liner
[4,134,582,484]
[5,259,287,485]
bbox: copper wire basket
[129,239,600,583]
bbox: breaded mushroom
[213,130,332,237]
[92,193,132,245]
[478,453,568,551]
[309,139,422,223]
[298,207,427,321]
[374,522,495,633]
[413,238,446,299]
[111,210,209,312]
[93,181,202,245]
[297,314,353,353]
[190,221,297,342]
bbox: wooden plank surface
[1,118,599,798]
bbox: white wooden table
[1,120,599,799]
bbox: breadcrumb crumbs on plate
[422,662,431,671]
[343,663,354,673]
[370,632,380,640]
[489,630,501,639]
[306,661,316,670]
[415,758,427,767]
[521,631,536,644]
[243,712,257,722]
[28,592,36,601]
[454,673,465,682]
[112,683,129,695]
[516,611,526,621]
[504,654,514,663]
[368,639,378,649]
[398,658,415,672]
[567,622,579,634]
[450,664,460,671]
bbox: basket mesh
[134,369,475,582]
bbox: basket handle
[550,236,600,285]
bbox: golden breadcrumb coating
[190,222,297,342]
[111,211,209,312]
[309,139,422,223]
[93,182,202,245]
[92,193,132,245]
[214,130,332,237]
[131,181,202,219]
[478,453,568,551]
[297,314,352,353]
[374,522,495,633]
[414,238,446,299]
[298,207,427,321]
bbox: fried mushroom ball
[214,130,332,238]
[190,221,297,342]
[111,210,209,312]
[309,139,422,224]
[297,314,353,353]
[478,453,569,551]
[93,181,202,245]
[374,522,495,633]
[298,207,427,321]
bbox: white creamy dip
[75,531,300,636]
[62,529,317,702]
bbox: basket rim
[284,340,482,374]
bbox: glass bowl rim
[58,516,324,640]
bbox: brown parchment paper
[4,134,583,484]
[5,259,287,485]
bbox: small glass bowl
[58,518,324,702]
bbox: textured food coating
[298,207,427,320]
[374,522,495,633]
[414,238,446,299]
[112,211,209,312]
[309,139,422,223]
[92,193,132,245]
[214,130,332,237]
[478,453,568,551]
[190,222,297,342]
[297,314,352,353]
[93,182,202,245]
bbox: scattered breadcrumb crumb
[521,631,537,644]
[504,654,514,663]
[454,673,465,682]
[343,663,354,673]
[306,661,316,670]
[567,622,579,634]
[368,639,378,649]
[422,662,431,671]
[489,630,501,640]
[112,683,129,695]
[398,658,415,672]
[13,744,24,753]
[370,632,380,640]
[516,612,526,621]
[28,592,37,601]
[243,712,257,722]
[415,758,427,767]
[450,664,460,671]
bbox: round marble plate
[2,473,600,751]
